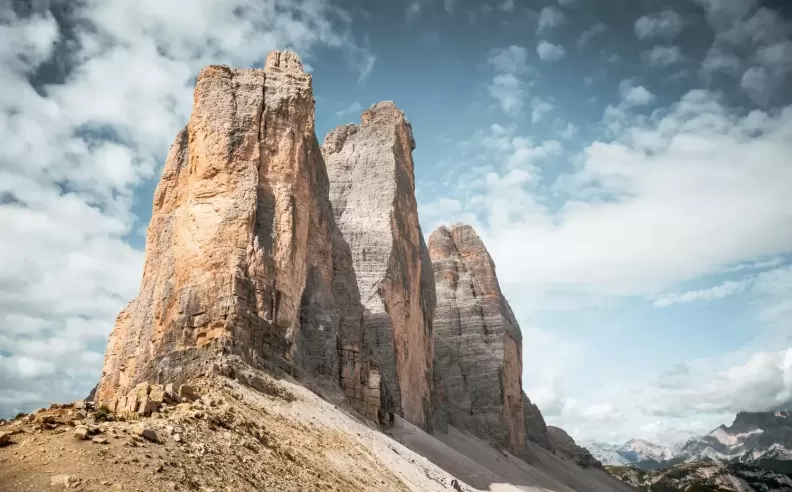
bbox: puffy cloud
[488,45,528,74]
[537,41,566,61]
[537,6,566,35]
[449,89,792,298]
[405,2,421,22]
[620,83,655,107]
[643,45,684,67]
[577,22,607,49]
[487,46,532,117]
[646,348,792,417]
[444,0,460,14]
[531,98,554,123]
[635,10,684,40]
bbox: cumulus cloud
[0,0,375,417]
[537,6,566,35]
[487,45,532,117]
[643,45,684,67]
[444,89,792,298]
[405,2,421,21]
[577,22,608,49]
[620,83,655,107]
[537,41,566,61]
[444,0,460,14]
[646,348,792,417]
[695,2,792,101]
[635,10,684,39]
[531,98,554,123]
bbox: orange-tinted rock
[95,51,387,422]
[323,102,436,429]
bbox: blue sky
[2,0,792,446]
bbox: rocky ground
[0,371,466,492]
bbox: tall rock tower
[429,224,552,454]
[322,102,436,429]
[95,52,386,422]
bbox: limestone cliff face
[547,426,604,469]
[428,224,527,454]
[322,102,436,429]
[96,52,386,422]
[523,392,555,452]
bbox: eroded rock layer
[96,52,386,423]
[323,102,436,429]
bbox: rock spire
[323,102,436,429]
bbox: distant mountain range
[588,410,792,491]
[585,410,792,471]
[581,438,677,469]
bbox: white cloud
[719,256,785,274]
[635,10,684,40]
[653,279,751,307]
[740,66,771,103]
[559,122,579,139]
[447,90,792,298]
[536,6,566,35]
[646,348,792,417]
[405,2,422,21]
[557,0,577,6]
[489,74,526,117]
[336,101,362,118]
[581,403,622,421]
[620,83,655,107]
[643,45,684,67]
[577,22,607,49]
[531,98,554,123]
[444,0,460,14]
[487,46,532,117]
[0,0,375,417]
[695,3,792,100]
[701,48,742,75]
[537,41,566,61]
[488,45,528,74]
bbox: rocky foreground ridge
[0,51,630,491]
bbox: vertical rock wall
[323,102,436,429]
[428,224,528,454]
[96,52,387,422]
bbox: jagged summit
[324,101,417,154]
[264,50,306,72]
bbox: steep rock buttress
[322,102,436,429]
[428,224,529,454]
[96,52,387,423]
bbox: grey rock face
[323,102,436,429]
[428,224,528,454]
[524,392,555,452]
[548,426,604,469]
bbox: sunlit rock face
[96,51,390,423]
